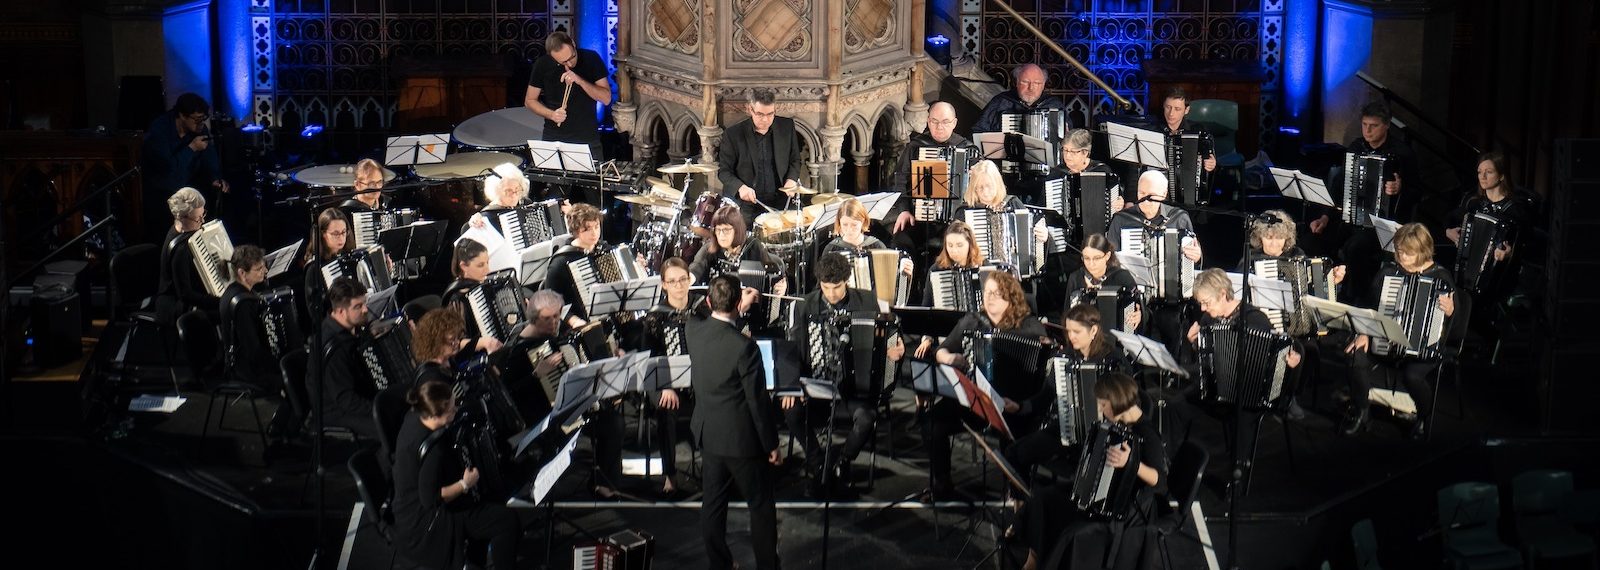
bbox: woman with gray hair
[155,187,218,323]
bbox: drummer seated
[822,198,914,276]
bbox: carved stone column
[850,148,874,194]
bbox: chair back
[176,309,221,382]
[1188,99,1240,158]
[280,349,310,421]
[373,388,410,463]
[1512,469,1573,516]
[347,446,394,540]
[110,244,160,318]
[1437,481,1502,532]
[1351,518,1382,570]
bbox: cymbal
[784,186,819,195]
[657,162,718,175]
[643,176,673,190]
[615,193,677,208]
[811,193,849,206]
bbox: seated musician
[964,159,1026,212]
[1157,88,1217,174]
[1105,171,1202,261]
[782,252,905,497]
[1013,373,1167,570]
[340,158,391,214]
[630,257,707,496]
[907,221,987,361]
[973,64,1068,134]
[887,101,976,235]
[1005,304,1130,479]
[1064,234,1142,333]
[541,202,607,328]
[821,198,915,275]
[440,238,507,355]
[499,289,569,419]
[924,271,1047,498]
[718,88,807,227]
[301,207,355,320]
[687,205,789,293]
[155,187,220,324]
[391,378,521,570]
[1241,210,1345,420]
[219,244,298,443]
[1184,269,1302,477]
[468,163,531,229]
[411,308,469,388]
[314,277,381,440]
[1340,223,1455,439]
[1443,151,1537,302]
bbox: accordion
[961,329,1047,382]
[1068,286,1141,332]
[1251,257,1337,335]
[911,145,974,222]
[1197,321,1293,410]
[358,316,416,391]
[464,269,530,343]
[570,245,646,313]
[843,249,911,307]
[188,220,235,297]
[574,529,656,570]
[1049,358,1101,447]
[257,286,302,358]
[497,200,568,250]
[1455,211,1510,295]
[930,268,983,312]
[1070,421,1143,520]
[1045,171,1116,249]
[529,320,616,404]
[803,312,896,397]
[1121,227,1197,302]
[998,109,1066,174]
[963,208,1038,276]
[321,247,393,291]
[1372,273,1449,360]
[350,208,418,249]
[1341,152,1392,226]
[1166,133,1209,206]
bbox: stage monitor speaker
[29,283,83,368]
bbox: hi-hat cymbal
[615,193,677,208]
[784,185,819,195]
[811,193,849,206]
[643,176,673,189]
[657,162,718,175]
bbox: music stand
[1371,215,1403,253]
[1223,272,1296,312]
[974,131,1053,171]
[908,360,962,399]
[517,241,560,286]
[1116,253,1156,291]
[911,160,954,198]
[459,223,516,274]
[635,355,693,391]
[892,306,967,339]
[584,277,662,319]
[366,284,400,319]
[1105,122,1169,170]
[382,220,448,279]
[855,191,901,222]
[527,140,596,174]
[384,134,450,167]
[265,239,303,279]
[1107,330,1188,378]
[1270,167,1337,208]
[522,428,582,505]
[1301,296,1410,348]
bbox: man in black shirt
[718,88,807,227]
[141,93,226,244]
[313,276,380,440]
[524,31,612,206]
[1158,87,1218,174]
[972,64,1068,134]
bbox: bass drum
[691,192,739,238]
[634,222,705,273]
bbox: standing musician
[302,207,356,321]
[525,31,611,204]
[973,64,1068,134]
[541,203,607,328]
[887,101,976,235]
[340,158,392,214]
[155,187,219,324]
[628,258,706,496]
[1013,373,1167,570]
[1184,269,1302,478]
[1004,303,1130,479]
[140,93,226,243]
[1444,151,1537,303]
[1157,88,1218,174]
[923,271,1048,498]
[782,253,906,497]
[391,379,522,570]
[718,88,808,227]
[1340,223,1455,440]
[687,205,789,292]
[689,274,781,570]
[439,238,507,356]
[313,277,381,440]
[220,244,298,443]
[1063,234,1143,333]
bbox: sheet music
[384,134,449,166]
[530,429,581,505]
[128,394,186,413]
[1371,215,1402,252]
[365,284,400,319]
[518,240,559,285]
[634,355,693,390]
[459,222,520,275]
[969,369,1013,439]
[855,192,901,221]
[265,239,304,279]
[1300,295,1410,346]
[1116,253,1156,289]
[1269,167,1337,208]
[1105,122,1170,169]
[1108,329,1189,377]
[757,340,778,390]
[527,140,596,173]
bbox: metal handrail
[22,166,139,243]
[986,0,1133,110]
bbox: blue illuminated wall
[216,0,252,121]
[162,0,213,110]
[1283,0,1319,132]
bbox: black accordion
[1455,211,1510,295]
[1373,273,1449,360]
[1068,285,1141,333]
[358,315,416,391]
[998,108,1066,174]
[1121,227,1197,302]
[1044,171,1116,249]
[321,247,393,291]
[1166,132,1210,206]
[495,200,567,250]
[929,268,983,312]
[464,269,530,343]
[257,286,302,358]
[350,208,419,249]
[803,311,896,398]
[1251,257,1337,336]
[1341,152,1392,226]
[961,328,1047,383]
[570,245,645,312]
[911,145,975,222]
[842,249,911,307]
[527,321,615,405]
[962,208,1038,277]
[1197,321,1293,410]
[436,354,519,503]
[1048,358,1101,447]
[1070,421,1143,520]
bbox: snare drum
[754,209,817,254]
[691,192,738,238]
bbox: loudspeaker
[29,283,83,368]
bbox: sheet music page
[531,429,581,505]
[265,239,304,279]
[128,394,186,413]
[1370,216,1403,252]
[459,223,518,273]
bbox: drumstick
[556,64,576,126]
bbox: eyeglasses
[1082,252,1110,263]
[929,119,956,127]
[664,277,691,285]
[325,230,348,238]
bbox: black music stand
[958,422,1031,570]
[378,219,447,281]
[383,134,449,167]
[528,140,602,208]
[583,277,662,320]
[892,306,967,340]
[631,354,693,484]
[1371,215,1402,253]
[974,131,1053,173]
[517,240,560,286]
[1105,121,1169,170]
[264,239,303,279]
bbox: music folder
[382,219,448,262]
[1105,122,1169,169]
[384,134,449,166]
[1270,167,1337,208]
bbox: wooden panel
[0,131,142,268]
